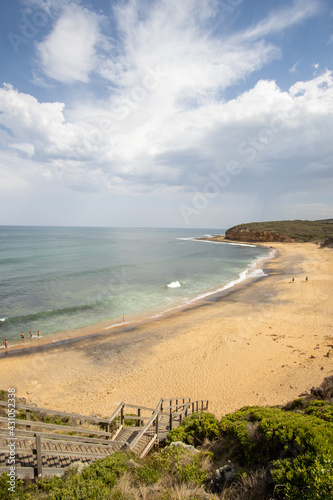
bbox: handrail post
[169,406,172,430]
[26,409,31,431]
[155,414,159,440]
[34,433,43,478]
[138,408,141,427]
[121,405,124,426]
[176,399,178,412]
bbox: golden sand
[1,242,332,418]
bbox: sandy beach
[1,242,332,418]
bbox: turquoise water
[0,226,270,344]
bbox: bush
[81,451,137,488]
[273,454,333,499]
[304,400,333,422]
[218,406,333,498]
[166,412,220,447]
[152,445,212,486]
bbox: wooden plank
[123,403,156,412]
[0,466,35,479]
[0,446,33,454]
[0,401,109,424]
[0,417,112,437]
[108,402,124,422]
[0,428,114,445]
[160,397,190,403]
[35,448,117,459]
[139,434,157,458]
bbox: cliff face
[225,228,294,243]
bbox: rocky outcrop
[225,228,294,243]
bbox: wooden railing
[0,397,209,478]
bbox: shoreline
[0,241,274,358]
[0,242,332,418]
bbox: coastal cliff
[224,219,333,244]
[225,228,293,243]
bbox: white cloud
[36,4,101,83]
[289,62,299,73]
[234,0,319,42]
[1,68,332,199]
[8,142,35,156]
[1,0,332,204]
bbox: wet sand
[1,242,332,418]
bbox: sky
[0,0,332,229]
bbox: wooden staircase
[0,397,208,478]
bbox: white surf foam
[167,281,181,288]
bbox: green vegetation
[226,219,333,243]
[1,448,212,499]
[166,412,220,447]
[1,377,333,499]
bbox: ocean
[0,226,271,346]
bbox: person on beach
[37,330,40,337]
[292,277,295,282]
[306,276,308,281]
[21,332,25,339]
[3,339,8,348]
[123,314,126,322]
[29,331,33,340]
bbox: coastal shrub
[37,468,112,500]
[2,385,333,500]
[218,405,333,498]
[124,413,141,427]
[0,472,19,499]
[53,416,70,426]
[152,445,212,486]
[304,400,333,422]
[81,451,137,487]
[272,454,333,499]
[166,412,220,446]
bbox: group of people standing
[2,330,41,349]
[21,330,41,340]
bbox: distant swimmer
[29,331,33,340]
[21,332,25,339]
[3,339,8,348]
[37,330,41,337]
[123,314,126,322]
